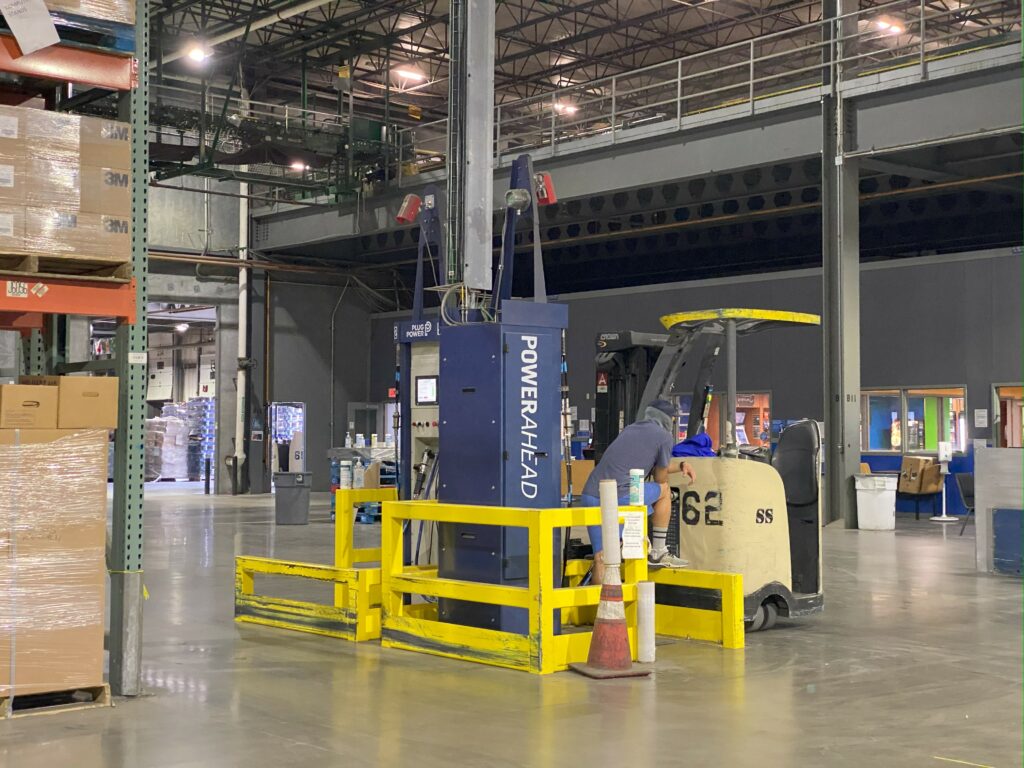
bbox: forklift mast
[592,331,667,461]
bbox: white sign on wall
[974,409,989,429]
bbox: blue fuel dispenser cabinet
[437,300,568,632]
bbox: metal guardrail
[233,488,397,642]
[380,500,649,674]
[154,83,347,136]
[397,0,1021,180]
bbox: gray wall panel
[367,251,1021,446]
[265,282,371,491]
[150,177,241,253]
[853,67,1022,153]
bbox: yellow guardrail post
[381,496,405,626]
[720,573,745,650]
[528,513,555,674]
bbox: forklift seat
[772,420,821,595]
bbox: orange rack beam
[0,277,136,326]
[0,34,135,90]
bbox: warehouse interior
[0,1,1021,766]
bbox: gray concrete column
[215,302,240,494]
[822,33,861,527]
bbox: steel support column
[447,0,496,291]
[27,328,44,374]
[822,1,861,528]
[110,0,149,697]
[725,319,738,455]
[215,301,240,494]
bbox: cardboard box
[80,165,131,216]
[24,109,80,156]
[0,429,107,697]
[0,157,26,205]
[561,459,596,497]
[46,0,135,25]
[898,456,940,495]
[26,207,83,256]
[26,208,130,261]
[80,116,130,168]
[918,463,944,494]
[0,384,58,428]
[96,214,132,259]
[0,105,26,159]
[0,205,26,250]
[27,158,80,210]
[19,376,119,429]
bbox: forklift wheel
[745,606,767,633]
[745,602,778,633]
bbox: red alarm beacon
[534,172,557,206]
[396,194,422,224]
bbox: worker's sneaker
[648,549,688,568]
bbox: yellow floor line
[933,756,997,768]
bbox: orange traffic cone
[570,479,650,680]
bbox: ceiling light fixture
[874,18,904,34]
[394,68,427,82]
[555,102,579,115]
[175,323,190,333]
[186,44,211,63]
[289,161,309,171]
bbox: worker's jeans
[579,481,660,555]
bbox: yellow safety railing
[233,487,397,642]
[380,500,647,675]
[561,559,744,648]
[650,568,745,649]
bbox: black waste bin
[274,472,312,525]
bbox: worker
[580,399,696,584]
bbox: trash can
[855,474,897,530]
[274,472,312,525]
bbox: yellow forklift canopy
[660,308,821,335]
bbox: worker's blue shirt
[582,419,673,497]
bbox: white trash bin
[855,474,897,530]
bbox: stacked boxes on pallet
[145,417,190,481]
[46,0,136,26]
[0,377,118,700]
[187,397,216,481]
[0,106,130,272]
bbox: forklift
[601,309,824,631]
[592,331,667,461]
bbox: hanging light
[186,43,211,63]
[394,68,427,82]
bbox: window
[905,388,966,453]
[861,390,902,452]
[860,387,967,454]
[995,385,1023,448]
[693,391,772,448]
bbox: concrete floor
[2,488,1021,768]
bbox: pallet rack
[0,1,148,697]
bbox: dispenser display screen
[415,376,439,406]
